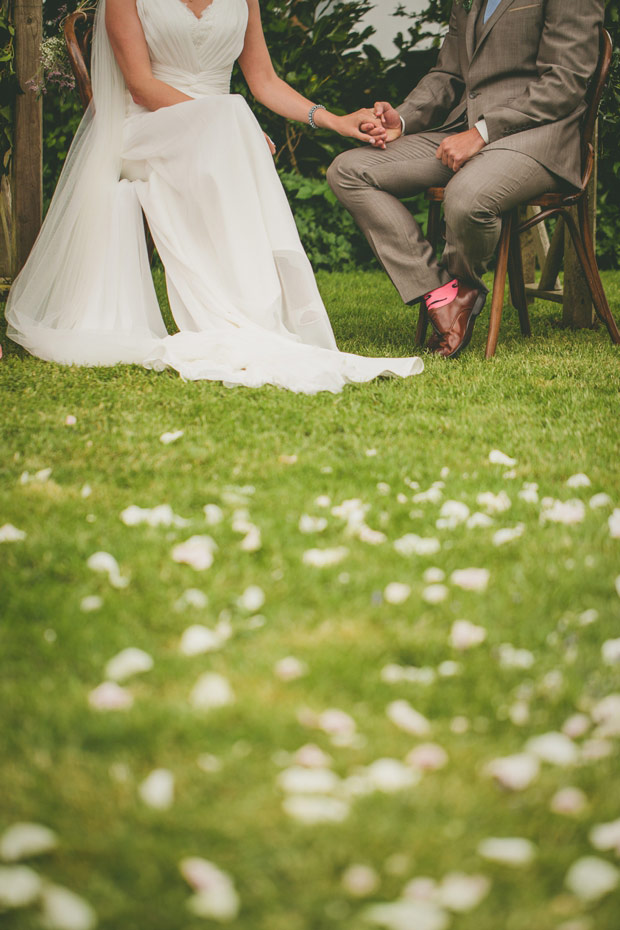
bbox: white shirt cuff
[475,118,489,144]
[400,116,406,134]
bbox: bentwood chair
[64,11,157,262]
[418,27,620,359]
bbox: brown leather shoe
[424,282,487,359]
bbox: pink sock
[424,279,459,310]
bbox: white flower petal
[387,701,431,736]
[40,885,97,930]
[79,596,102,613]
[562,714,591,739]
[120,504,189,528]
[589,818,620,853]
[602,638,620,665]
[364,758,420,793]
[393,535,441,557]
[190,673,234,711]
[565,857,619,901]
[342,864,380,898]
[0,823,58,862]
[174,588,208,611]
[566,473,591,488]
[540,499,586,525]
[405,743,448,772]
[88,682,133,711]
[181,858,240,921]
[86,551,129,589]
[493,524,525,546]
[518,483,539,504]
[293,744,332,769]
[550,787,588,817]
[384,583,411,605]
[488,450,517,467]
[423,567,445,584]
[450,620,486,651]
[277,766,340,795]
[422,584,448,604]
[236,585,265,611]
[497,644,535,669]
[203,504,224,525]
[274,656,308,681]
[179,625,225,656]
[171,536,217,571]
[302,547,348,568]
[138,769,174,810]
[484,754,539,791]
[466,512,494,529]
[525,732,578,767]
[412,487,443,505]
[283,795,350,824]
[364,899,449,930]
[438,872,491,912]
[299,514,328,534]
[437,500,470,529]
[159,430,184,444]
[104,648,153,682]
[450,568,490,592]
[477,491,511,514]
[0,864,42,908]
[477,837,536,867]
[0,524,26,542]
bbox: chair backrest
[64,10,94,111]
[580,27,613,180]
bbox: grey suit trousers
[327,132,559,304]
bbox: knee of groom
[326,150,365,201]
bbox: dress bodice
[136,0,249,95]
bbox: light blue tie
[484,0,504,23]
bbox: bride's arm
[238,0,383,144]
[105,0,192,110]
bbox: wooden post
[13,0,42,274]
[563,131,598,329]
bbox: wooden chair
[419,27,620,358]
[64,11,157,262]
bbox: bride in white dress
[5,0,423,393]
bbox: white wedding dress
[5,0,423,393]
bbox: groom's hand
[367,101,403,145]
[436,128,486,172]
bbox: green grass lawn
[1,270,619,930]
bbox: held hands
[329,108,388,144]
[362,101,404,148]
[436,127,486,171]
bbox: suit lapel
[471,0,517,63]
[465,0,484,63]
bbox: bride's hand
[263,132,276,156]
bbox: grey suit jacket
[396,0,604,188]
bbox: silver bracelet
[308,104,326,129]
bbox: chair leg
[507,214,531,337]
[416,201,443,347]
[486,214,512,359]
[570,198,620,344]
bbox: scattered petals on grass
[550,787,588,817]
[236,585,265,611]
[540,499,586,525]
[589,492,613,509]
[121,504,190,528]
[423,567,445,584]
[302,547,348,568]
[0,864,42,908]
[412,487,443,505]
[363,898,450,930]
[86,552,129,588]
[608,508,620,539]
[0,524,26,542]
[437,873,491,912]
[484,753,540,792]
[562,714,591,739]
[105,648,153,682]
[299,514,328,534]
[293,744,332,769]
[88,682,133,711]
[283,795,350,825]
[180,858,240,921]
[274,656,308,681]
[477,837,536,867]
[159,430,184,444]
[525,732,578,767]
[405,743,448,772]
[364,759,420,793]
[436,500,470,529]
[384,583,411,605]
[203,504,224,525]
[566,473,591,488]
[171,536,217,571]
[496,643,535,669]
[564,856,619,901]
[40,884,97,930]
[342,864,380,897]
[493,524,525,546]
[387,701,431,737]
[64,414,77,426]
[518,483,539,504]
[466,512,494,529]
[277,766,340,795]
[449,620,487,651]
[0,822,58,861]
[488,450,517,467]
[450,568,489,592]
[79,595,103,613]
[601,638,620,666]
[394,535,441,557]
[138,769,175,810]
[190,673,235,711]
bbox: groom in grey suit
[327,0,605,357]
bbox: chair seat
[426,187,582,209]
